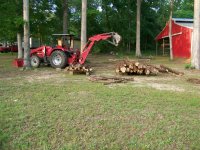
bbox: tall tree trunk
[136,0,141,57]
[128,0,131,52]
[81,0,87,52]
[4,41,7,47]
[23,0,31,68]
[63,0,68,34]
[169,0,174,60]
[17,33,23,59]
[191,0,200,69]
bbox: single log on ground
[160,65,184,75]
[88,75,134,85]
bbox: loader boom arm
[79,32,121,64]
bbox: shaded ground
[187,78,200,84]
[1,53,200,149]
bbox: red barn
[155,18,193,58]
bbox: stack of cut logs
[116,60,184,76]
[116,60,159,75]
[65,65,92,75]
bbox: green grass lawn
[1,53,200,149]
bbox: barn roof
[173,18,193,28]
[155,18,193,40]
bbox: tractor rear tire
[50,50,68,69]
[30,55,41,68]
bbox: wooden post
[163,39,165,56]
[169,0,174,60]
[156,41,158,56]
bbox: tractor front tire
[30,55,41,68]
[50,50,68,69]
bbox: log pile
[115,60,184,76]
[65,65,92,75]
[115,60,159,75]
[88,75,134,85]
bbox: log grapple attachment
[106,32,121,46]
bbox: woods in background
[0,0,194,54]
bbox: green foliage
[0,0,194,53]
[0,0,23,42]
[185,63,195,69]
[174,0,194,18]
[30,0,58,44]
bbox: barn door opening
[156,37,170,56]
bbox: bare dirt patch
[146,83,185,92]
[187,78,200,85]
[25,70,63,83]
[131,76,185,92]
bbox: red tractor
[30,32,121,68]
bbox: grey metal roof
[172,18,193,22]
[52,34,75,36]
[172,18,193,28]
